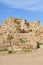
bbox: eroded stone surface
[0,17,43,50]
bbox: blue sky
[0,0,43,25]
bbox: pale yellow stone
[40,45,43,49]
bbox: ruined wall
[0,17,43,48]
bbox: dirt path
[0,48,43,65]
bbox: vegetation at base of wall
[23,49,32,53]
[8,50,13,54]
[8,50,17,54]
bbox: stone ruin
[0,17,43,51]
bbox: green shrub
[8,50,13,54]
[0,49,2,52]
[7,34,14,48]
[23,49,32,53]
[7,34,14,41]
[19,38,26,43]
[8,49,17,54]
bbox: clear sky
[0,0,43,25]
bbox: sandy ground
[0,48,43,65]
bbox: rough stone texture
[0,17,43,50]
